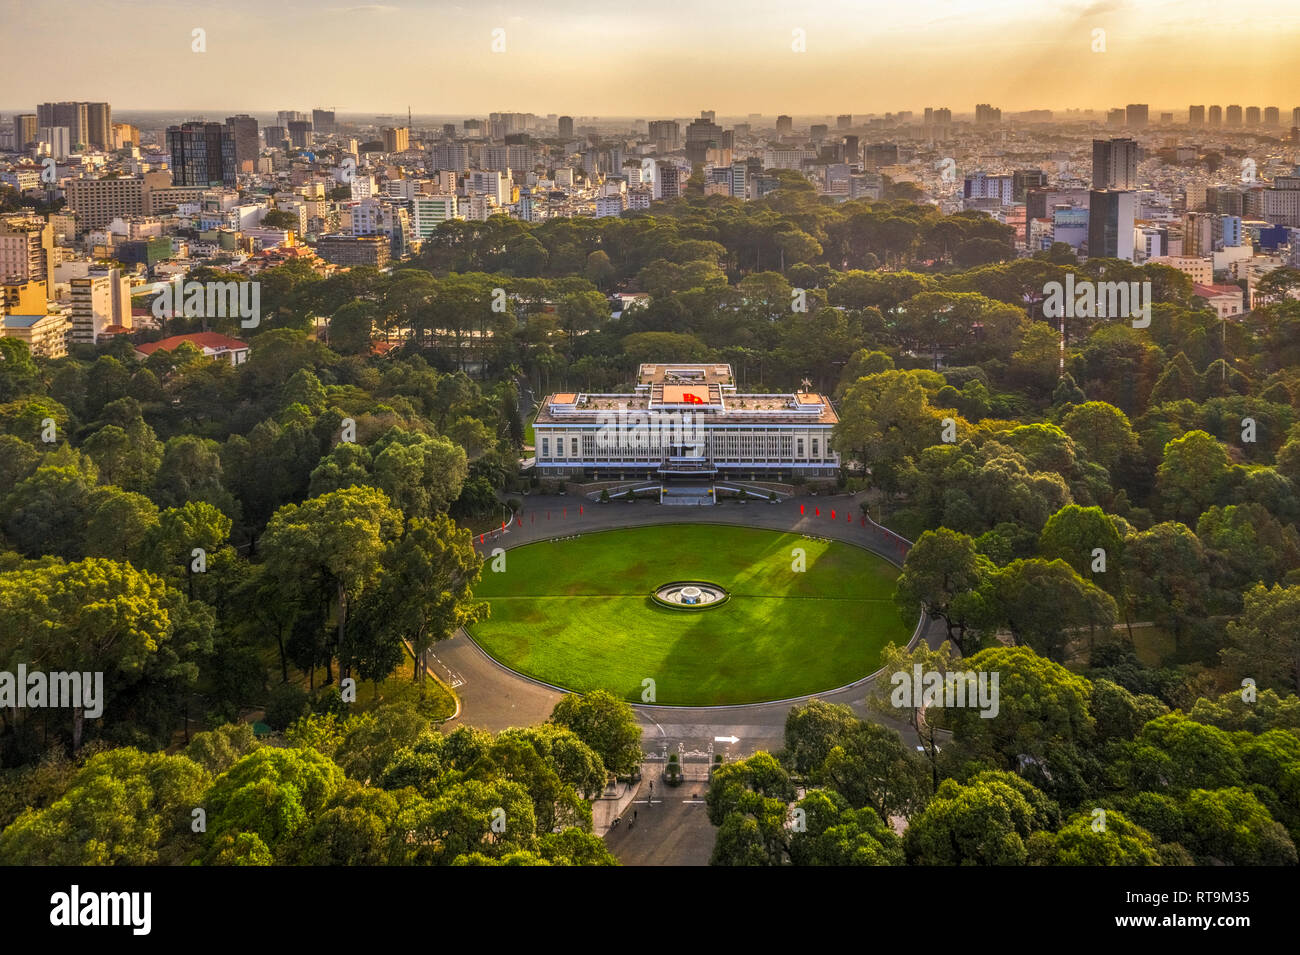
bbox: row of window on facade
[538,433,827,461]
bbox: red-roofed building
[134,332,250,365]
[1192,283,1245,320]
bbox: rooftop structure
[533,363,839,481]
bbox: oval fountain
[652,581,729,609]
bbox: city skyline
[6,0,1300,115]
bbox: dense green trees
[549,690,643,777]
[0,699,620,866]
[4,185,1300,868]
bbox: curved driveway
[434,492,948,862]
[439,492,946,751]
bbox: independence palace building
[532,363,840,481]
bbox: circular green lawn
[467,524,915,706]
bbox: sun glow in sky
[5,0,1299,115]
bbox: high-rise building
[656,161,682,200]
[1245,106,1261,126]
[38,127,71,161]
[1126,104,1149,127]
[70,269,129,345]
[1092,138,1138,190]
[0,216,55,295]
[730,162,748,199]
[380,126,409,152]
[277,110,307,127]
[1182,212,1214,256]
[263,126,288,149]
[1261,176,1300,228]
[964,172,1014,204]
[776,115,793,134]
[1088,189,1137,260]
[810,123,829,141]
[648,120,679,151]
[225,114,260,167]
[975,103,1002,124]
[111,123,139,148]
[83,103,111,149]
[166,122,237,187]
[685,113,722,145]
[65,171,171,228]
[37,102,88,149]
[13,114,37,150]
[467,169,507,205]
[1293,107,1300,128]
[288,120,313,149]
[1226,105,1243,127]
[411,195,459,238]
[863,142,899,171]
[311,108,335,134]
[1264,107,1280,127]
[1012,168,1048,202]
[1189,105,1206,126]
[842,135,860,164]
[1209,105,1223,127]
[836,114,852,129]
[430,143,468,171]
[1107,108,1125,126]
[558,115,574,138]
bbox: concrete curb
[458,500,928,711]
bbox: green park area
[469,524,914,705]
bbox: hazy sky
[5,0,1299,117]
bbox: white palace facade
[532,363,840,481]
